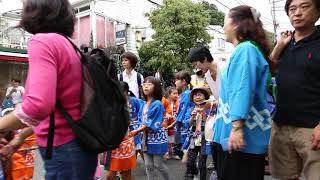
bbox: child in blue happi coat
[183,86,211,180]
[129,76,169,180]
[121,81,145,161]
[174,71,194,160]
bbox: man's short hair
[285,0,320,15]
[121,52,138,68]
[175,70,191,85]
[11,78,21,83]
[188,46,214,63]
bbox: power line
[233,0,242,5]
[214,0,231,10]
[269,0,285,3]
[260,16,274,24]
[232,0,275,23]
[214,0,274,25]
[146,0,161,7]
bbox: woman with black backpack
[0,0,98,179]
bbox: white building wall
[94,0,134,25]
[207,25,234,62]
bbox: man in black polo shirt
[269,0,320,179]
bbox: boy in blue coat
[173,70,194,159]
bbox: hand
[165,125,173,130]
[191,109,198,117]
[212,100,218,108]
[0,136,24,161]
[128,130,137,137]
[277,31,292,48]
[311,124,320,150]
[0,144,15,161]
[228,128,245,153]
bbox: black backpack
[45,37,130,159]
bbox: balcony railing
[0,42,27,50]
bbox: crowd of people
[0,0,319,179]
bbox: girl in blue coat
[129,76,169,180]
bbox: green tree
[201,1,225,26]
[104,45,125,73]
[138,0,211,87]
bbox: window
[217,38,225,50]
[79,5,90,13]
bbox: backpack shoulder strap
[45,100,75,160]
[56,100,75,124]
[59,34,85,63]
[137,72,142,87]
[45,113,55,160]
[119,73,123,81]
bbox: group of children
[96,70,215,180]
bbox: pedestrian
[118,52,144,98]
[174,71,194,160]
[268,0,320,179]
[207,5,271,180]
[183,86,211,180]
[3,79,24,108]
[0,0,98,179]
[162,87,179,160]
[123,81,145,161]
[104,82,137,180]
[129,76,170,180]
[190,69,206,89]
[188,46,225,177]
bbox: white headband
[250,7,261,23]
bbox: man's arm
[5,87,15,98]
[269,31,292,73]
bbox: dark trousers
[173,122,183,159]
[215,144,265,180]
[185,146,207,180]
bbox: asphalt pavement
[32,150,300,180]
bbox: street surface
[33,150,304,180]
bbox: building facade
[207,25,234,62]
[0,10,28,101]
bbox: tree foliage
[201,1,225,27]
[138,0,211,87]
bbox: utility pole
[270,0,279,43]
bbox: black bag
[45,37,130,159]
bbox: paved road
[132,156,275,180]
[33,150,304,180]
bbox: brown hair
[175,71,191,85]
[142,76,163,101]
[229,5,271,60]
[11,78,21,83]
[19,0,75,37]
[121,52,139,68]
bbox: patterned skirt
[11,134,37,180]
[106,136,136,171]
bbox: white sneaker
[193,174,200,180]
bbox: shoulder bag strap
[45,112,55,160]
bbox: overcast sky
[0,0,304,34]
